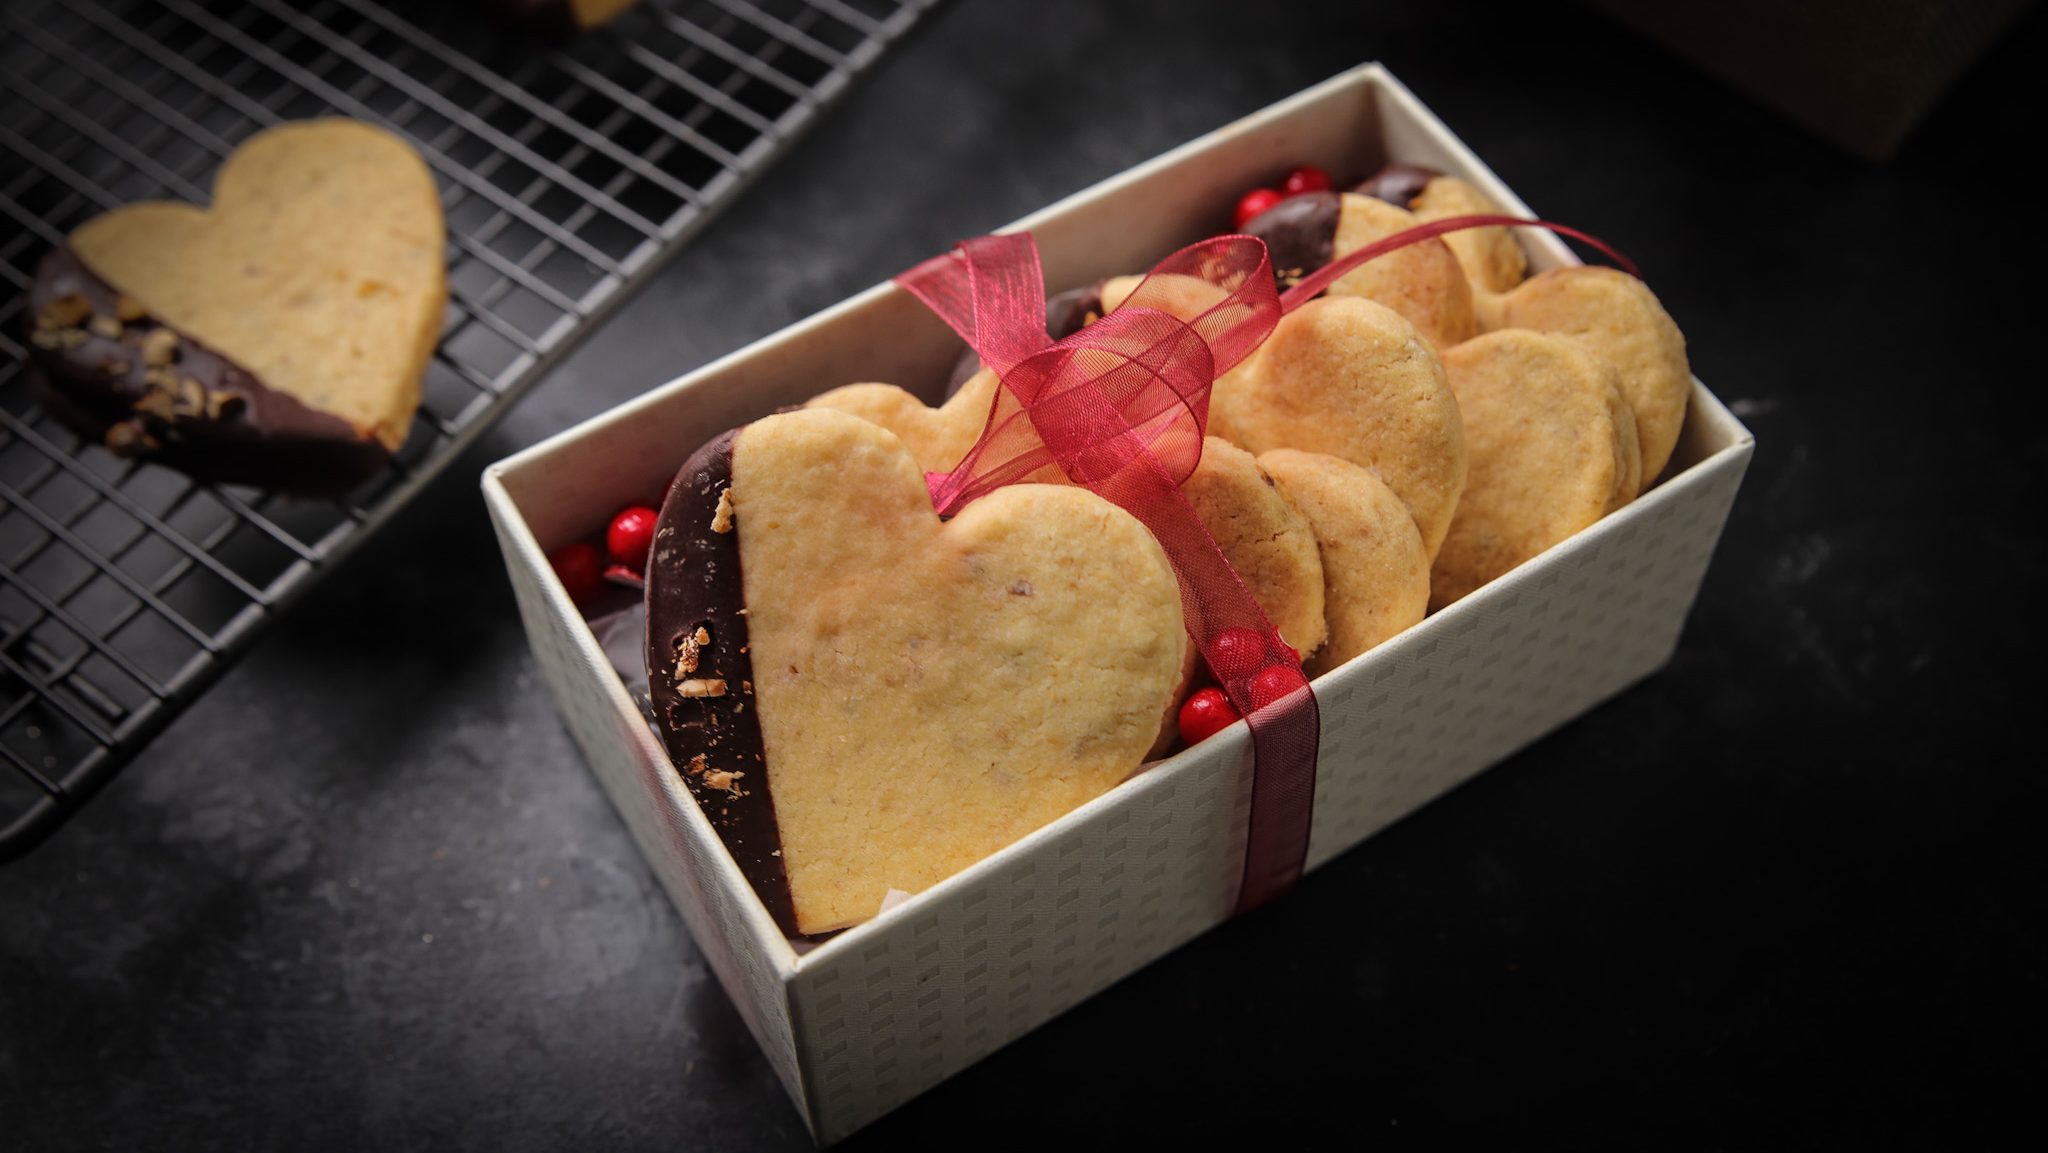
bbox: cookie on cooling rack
[24,119,445,495]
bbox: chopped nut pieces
[702,769,744,792]
[710,488,735,533]
[104,421,158,455]
[674,626,713,679]
[87,314,123,340]
[139,328,179,367]
[38,293,92,330]
[114,294,147,322]
[686,753,709,775]
[677,677,728,698]
[133,388,180,421]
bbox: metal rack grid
[0,0,933,861]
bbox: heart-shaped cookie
[1209,294,1466,563]
[1257,449,1430,676]
[646,409,1186,936]
[1429,329,1642,609]
[1244,190,1477,350]
[1477,266,1690,482]
[27,119,444,491]
[1353,166,1528,296]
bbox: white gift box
[483,63,1754,1145]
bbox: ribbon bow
[894,214,1637,915]
[896,232,1318,914]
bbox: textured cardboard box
[483,64,1754,1144]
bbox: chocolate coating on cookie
[25,245,391,495]
[1242,191,1340,290]
[1353,163,1442,208]
[645,429,795,935]
[944,282,1106,398]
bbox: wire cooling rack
[0,0,932,861]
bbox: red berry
[603,563,645,590]
[1280,165,1332,196]
[1206,626,1268,680]
[606,505,660,572]
[1178,687,1242,746]
[1250,664,1309,711]
[1233,187,1285,230]
[549,540,603,605]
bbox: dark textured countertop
[4,1,2042,1147]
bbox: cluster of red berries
[1231,164,1333,231]
[1175,626,1310,746]
[548,504,659,605]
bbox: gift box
[483,63,1754,1145]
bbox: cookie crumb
[710,488,735,534]
[140,328,179,367]
[87,314,123,340]
[677,677,728,698]
[685,753,709,775]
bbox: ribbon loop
[898,231,1315,917]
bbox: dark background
[4,0,2044,1147]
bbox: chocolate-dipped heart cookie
[25,119,445,494]
[646,409,1187,936]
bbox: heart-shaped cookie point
[646,408,1187,936]
[27,119,444,492]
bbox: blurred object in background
[1585,0,2035,157]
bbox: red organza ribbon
[897,233,1318,914]
[895,214,1635,916]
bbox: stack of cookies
[647,164,1692,936]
